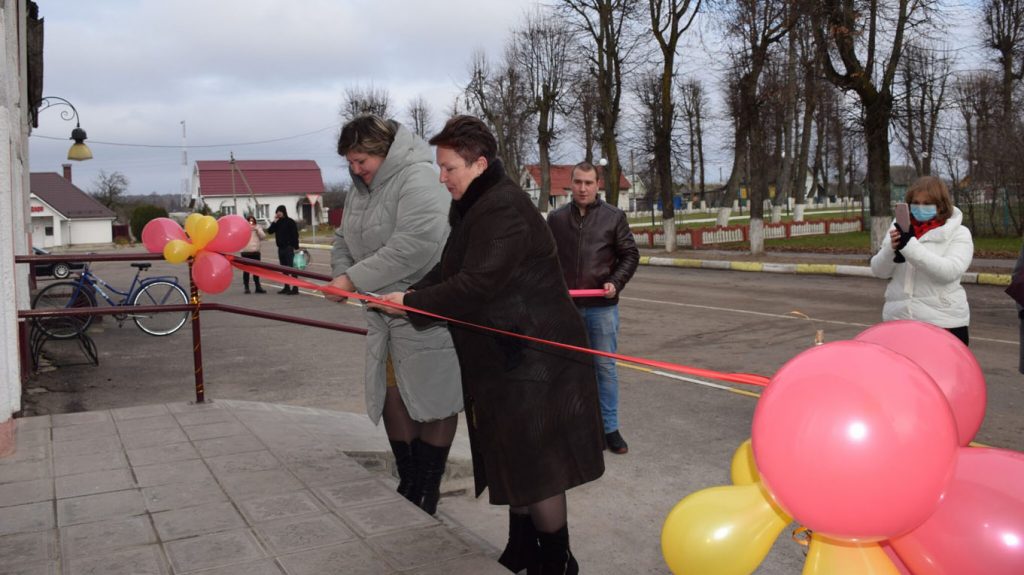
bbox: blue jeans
[579,305,620,434]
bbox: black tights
[510,492,567,533]
[382,386,457,447]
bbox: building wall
[69,218,114,245]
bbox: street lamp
[36,96,93,161]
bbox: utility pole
[181,121,190,209]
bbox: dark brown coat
[406,161,605,506]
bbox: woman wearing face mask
[870,175,974,345]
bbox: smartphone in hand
[895,202,910,232]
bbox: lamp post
[36,96,92,161]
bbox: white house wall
[69,218,114,245]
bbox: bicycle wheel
[132,281,190,336]
[31,281,97,339]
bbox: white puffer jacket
[870,207,973,328]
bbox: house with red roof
[192,160,326,225]
[521,164,632,211]
[29,165,116,248]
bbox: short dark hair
[429,115,497,165]
[337,115,397,157]
[571,161,598,181]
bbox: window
[221,205,236,215]
[256,204,270,220]
[45,226,53,236]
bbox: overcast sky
[29,0,541,196]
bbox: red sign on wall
[30,206,43,212]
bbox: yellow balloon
[730,439,759,485]
[802,534,901,575]
[661,484,790,575]
[184,213,204,239]
[163,239,196,264]
[189,215,218,249]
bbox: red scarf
[911,217,943,239]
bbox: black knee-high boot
[498,511,540,573]
[389,440,418,503]
[414,440,450,515]
[536,525,578,575]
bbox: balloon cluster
[661,320,1024,575]
[141,214,251,294]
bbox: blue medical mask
[910,205,937,222]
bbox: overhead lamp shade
[67,126,92,161]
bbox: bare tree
[894,42,954,177]
[679,78,708,206]
[565,63,601,163]
[983,0,1024,119]
[513,10,574,212]
[647,0,701,250]
[406,96,434,139]
[560,0,644,207]
[341,85,392,121]
[464,49,533,178]
[91,170,130,212]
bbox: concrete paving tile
[405,554,510,575]
[110,404,170,421]
[0,561,58,575]
[51,422,117,443]
[133,458,213,488]
[14,429,51,448]
[236,490,325,524]
[0,460,50,484]
[119,426,189,450]
[163,529,266,573]
[60,515,156,558]
[367,526,476,571]
[252,513,356,554]
[277,540,393,575]
[141,480,229,513]
[0,478,52,507]
[13,416,52,431]
[218,469,304,500]
[57,489,146,526]
[125,442,199,468]
[0,530,57,565]
[313,479,402,510]
[153,501,247,541]
[173,409,238,427]
[182,421,249,441]
[165,401,225,414]
[54,449,127,477]
[193,434,265,458]
[52,435,121,458]
[181,560,283,575]
[285,458,373,487]
[51,412,112,428]
[113,414,179,434]
[206,450,281,476]
[55,468,134,499]
[0,444,49,466]
[337,499,437,538]
[64,544,169,575]
[0,502,54,536]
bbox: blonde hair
[904,176,953,222]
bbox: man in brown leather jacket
[547,161,639,454]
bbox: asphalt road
[20,247,1024,574]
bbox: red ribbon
[227,256,771,388]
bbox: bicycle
[31,262,190,338]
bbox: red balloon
[857,320,986,446]
[205,214,252,253]
[891,448,1024,575]
[192,252,233,294]
[752,341,959,540]
[141,218,186,254]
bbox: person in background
[1013,245,1024,373]
[265,205,299,295]
[870,175,973,345]
[240,215,266,294]
[374,116,604,575]
[547,161,639,455]
[328,115,462,516]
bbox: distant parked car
[33,247,85,279]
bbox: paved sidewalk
[0,400,503,575]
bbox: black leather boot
[389,440,418,503]
[498,511,540,573]
[414,440,451,515]
[536,526,578,575]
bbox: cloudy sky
[29,0,541,196]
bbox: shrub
[130,204,169,241]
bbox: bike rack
[15,251,366,404]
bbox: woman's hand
[326,274,355,303]
[368,292,407,316]
[889,227,902,250]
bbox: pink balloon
[856,320,986,446]
[752,340,959,540]
[192,252,233,294]
[205,214,252,253]
[141,218,186,254]
[891,448,1024,575]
